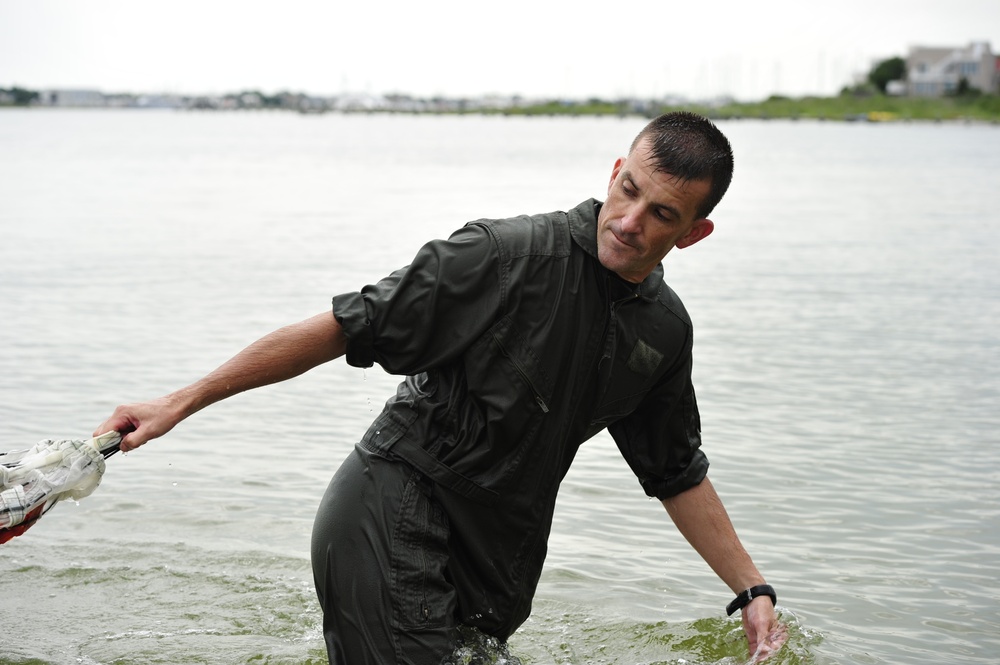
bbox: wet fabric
[312,445,460,665]
[327,199,709,641]
[1,431,121,543]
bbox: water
[1,110,998,664]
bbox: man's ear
[676,219,714,249]
[607,156,626,195]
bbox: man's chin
[597,253,645,283]
[596,247,620,273]
[598,244,632,270]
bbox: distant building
[906,42,999,97]
[136,94,186,109]
[333,93,388,112]
[41,89,107,107]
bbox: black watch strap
[726,584,777,616]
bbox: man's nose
[619,204,643,234]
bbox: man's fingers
[743,598,787,662]
[117,419,154,452]
[94,408,144,450]
[119,433,140,452]
[749,622,788,662]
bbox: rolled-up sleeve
[609,351,709,500]
[332,223,502,375]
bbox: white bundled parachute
[0,431,121,544]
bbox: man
[96,112,786,663]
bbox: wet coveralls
[312,199,710,664]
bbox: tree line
[0,87,40,106]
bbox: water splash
[441,625,523,665]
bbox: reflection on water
[1,111,998,664]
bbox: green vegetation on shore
[499,91,1000,123]
[5,85,998,123]
[500,55,1000,122]
[0,86,40,106]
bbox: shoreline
[4,104,998,126]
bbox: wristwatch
[726,584,777,616]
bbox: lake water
[1,110,998,664]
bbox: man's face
[596,138,714,283]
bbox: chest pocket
[588,337,671,435]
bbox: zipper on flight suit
[597,277,641,405]
[600,285,641,370]
[491,330,550,413]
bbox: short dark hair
[630,112,734,219]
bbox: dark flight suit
[312,199,708,664]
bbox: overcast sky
[2,0,998,101]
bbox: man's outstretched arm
[94,311,347,452]
[662,477,787,659]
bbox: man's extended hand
[742,595,788,662]
[94,393,187,452]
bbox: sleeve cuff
[643,450,710,500]
[332,292,375,368]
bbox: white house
[907,42,999,97]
